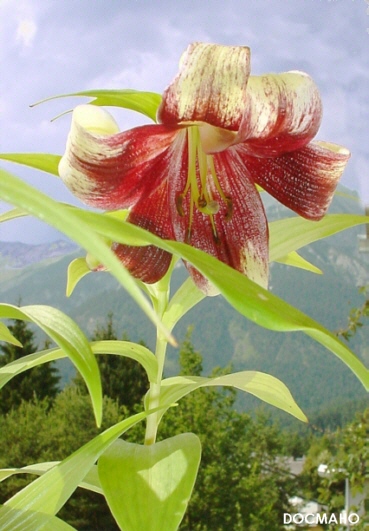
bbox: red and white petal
[112,178,175,284]
[158,42,250,131]
[236,72,322,156]
[169,147,269,294]
[236,141,350,220]
[59,104,179,210]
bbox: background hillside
[1,188,368,426]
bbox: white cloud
[16,18,37,48]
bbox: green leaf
[0,168,174,345]
[0,408,159,531]
[0,462,103,495]
[0,153,61,176]
[32,89,162,123]
[159,372,307,422]
[0,322,22,347]
[52,209,369,391]
[163,277,206,332]
[66,257,91,296]
[98,433,201,531]
[269,214,369,262]
[0,303,102,426]
[0,340,158,390]
[0,207,27,224]
[275,251,322,274]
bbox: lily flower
[59,42,350,294]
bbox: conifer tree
[0,319,60,414]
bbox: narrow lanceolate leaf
[159,372,307,422]
[0,207,27,224]
[53,209,369,390]
[32,89,162,123]
[163,277,206,332]
[0,304,102,426]
[0,463,102,495]
[0,168,174,345]
[0,341,158,390]
[66,257,91,296]
[0,322,22,347]
[0,409,155,531]
[98,434,201,531]
[275,251,322,274]
[269,214,369,262]
[0,153,61,176]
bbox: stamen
[178,126,233,242]
[210,215,220,244]
[224,196,233,220]
[175,193,185,216]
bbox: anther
[212,225,220,244]
[175,193,185,217]
[185,227,192,243]
[224,196,233,221]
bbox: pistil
[175,125,233,243]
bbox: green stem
[144,285,170,445]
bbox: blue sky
[0,0,368,242]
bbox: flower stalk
[144,269,172,445]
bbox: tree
[0,387,123,531]
[300,409,369,530]
[0,319,60,414]
[74,313,149,412]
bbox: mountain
[0,240,77,269]
[1,187,368,425]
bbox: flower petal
[236,72,322,156]
[59,105,179,210]
[168,146,269,294]
[112,180,174,284]
[158,42,250,131]
[235,141,350,220]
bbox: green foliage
[0,332,299,531]
[337,285,369,341]
[0,389,122,530]
[157,333,294,531]
[0,319,60,414]
[1,166,368,390]
[74,315,149,412]
[300,408,369,528]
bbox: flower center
[175,126,233,243]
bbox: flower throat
[175,126,233,244]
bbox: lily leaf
[0,153,61,176]
[159,372,307,422]
[0,462,102,495]
[269,214,369,262]
[163,277,206,332]
[50,208,369,390]
[32,89,162,123]
[0,340,158,389]
[0,322,22,347]
[0,207,28,224]
[0,304,102,426]
[0,408,160,531]
[98,433,201,531]
[66,257,91,296]
[275,251,322,274]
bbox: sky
[0,0,368,243]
